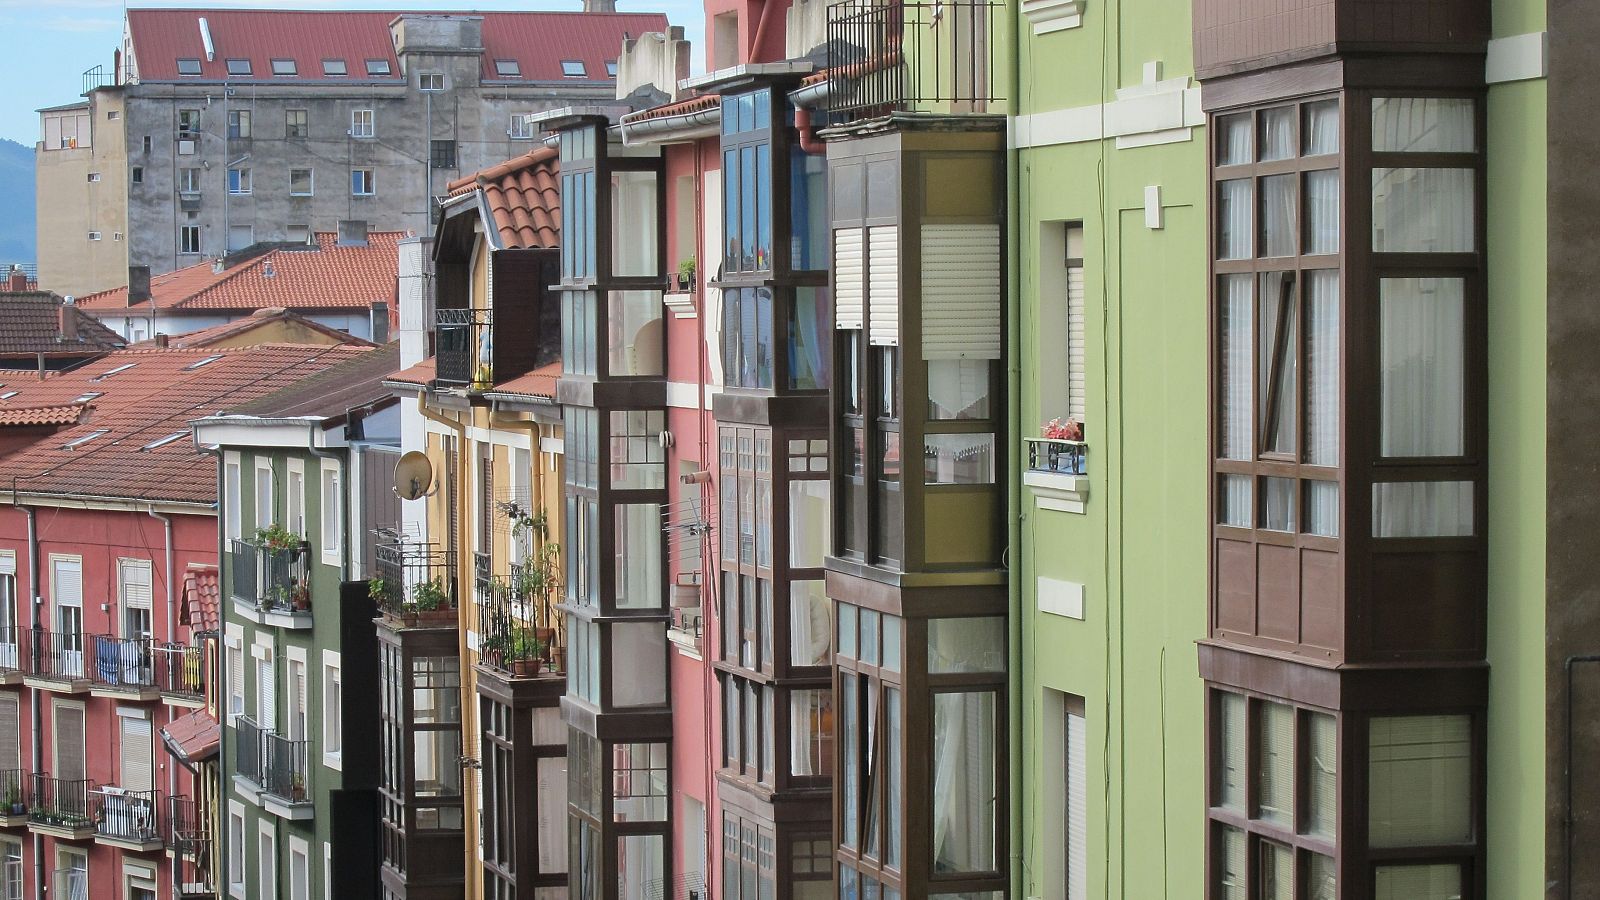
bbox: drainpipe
[793,106,828,155]
[147,503,177,897]
[413,393,469,696]
[1004,3,1025,896]
[21,504,40,900]
[749,0,781,65]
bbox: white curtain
[1261,175,1297,257]
[1218,180,1253,259]
[1305,482,1339,537]
[788,580,830,667]
[1372,97,1474,153]
[788,690,831,777]
[1372,168,1475,253]
[1263,477,1296,532]
[1303,100,1340,155]
[1258,272,1297,453]
[1375,865,1462,900]
[1305,271,1340,465]
[1218,114,1252,166]
[1373,482,1473,538]
[1258,106,1295,161]
[1380,278,1464,456]
[1305,170,1340,255]
[1220,275,1252,459]
[931,692,996,874]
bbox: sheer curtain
[789,580,831,667]
[1305,170,1340,255]
[1220,275,1253,526]
[1373,481,1473,538]
[1258,272,1297,453]
[1261,175,1297,257]
[932,692,996,874]
[1372,168,1474,252]
[1372,97,1474,152]
[1217,114,1252,166]
[1305,271,1340,535]
[1258,106,1295,161]
[1218,180,1253,259]
[1303,100,1340,155]
[1380,278,1464,457]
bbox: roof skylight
[141,432,188,451]
[365,58,391,77]
[72,391,103,403]
[93,363,137,380]
[176,58,202,76]
[63,430,108,450]
[0,391,17,400]
[322,58,347,77]
[497,59,523,78]
[185,355,224,370]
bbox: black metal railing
[0,769,25,815]
[90,787,160,843]
[28,774,94,829]
[28,629,87,680]
[825,0,1002,121]
[230,539,311,614]
[167,795,211,855]
[154,642,206,699]
[0,626,26,676]
[234,716,266,786]
[435,308,488,386]
[90,635,155,690]
[82,65,113,95]
[263,732,310,805]
[647,872,708,900]
[476,563,562,676]
[1024,437,1088,475]
[372,534,457,620]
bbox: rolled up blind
[867,226,899,347]
[922,223,1001,359]
[834,228,864,330]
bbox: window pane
[611,171,658,276]
[927,359,992,420]
[885,688,902,868]
[1306,852,1336,900]
[790,690,833,777]
[412,730,462,797]
[1374,864,1462,900]
[1260,175,1297,257]
[612,742,667,821]
[614,504,662,609]
[1304,481,1338,537]
[838,604,856,658]
[789,287,832,390]
[1259,841,1292,900]
[791,581,830,667]
[1372,481,1473,538]
[1258,272,1297,453]
[1380,277,1464,457]
[928,617,1004,673]
[881,614,901,673]
[611,623,666,707]
[1218,180,1253,259]
[617,834,664,900]
[1304,270,1339,465]
[1263,477,1296,533]
[841,674,859,848]
[1219,475,1252,528]
[1258,702,1293,826]
[931,691,996,874]
[1369,715,1472,846]
[789,480,829,570]
[1304,170,1339,254]
[607,291,664,377]
[1372,97,1474,153]
[1215,825,1245,900]
[609,410,666,489]
[923,433,995,484]
[1219,274,1253,460]
[790,146,829,270]
[1217,114,1252,166]
[1302,100,1339,155]
[1258,107,1295,161]
[1372,168,1475,252]
[1307,713,1337,838]
[1216,693,1245,810]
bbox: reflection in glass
[1369,715,1472,846]
[790,581,830,667]
[789,287,832,390]
[1372,97,1474,153]
[1372,482,1473,538]
[611,623,666,707]
[928,618,1005,672]
[1260,174,1297,257]
[607,291,664,376]
[617,834,664,900]
[1380,278,1464,457]
[614,504,662,609]
[610,170,658,276]
[923,434,995,485]
[932,691,997,874]
[1372,169,1474,252]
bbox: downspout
[793,106,828,155]
[413,393,469,706]
[1004,3,1025,898]
[147,503,178,900]
[22,504,41,900]
[195,442,225,900]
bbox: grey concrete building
[36,7,668,298]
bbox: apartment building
[36,7,669,298]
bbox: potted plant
[412,577,454,623]
[253,524,303,552]
[1040,417,1086,474]
[5,786,23,816]
[676,257,696,291]
[289,580,310,612]
[368,576,398,609]
[480,631,511,670]
[290,772,306,803]
[509,628,546,677]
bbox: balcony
[0,627,26,685]
[824,0,1003,123]
[167,795,217,898]
[1023,437,1089,514]
[231,715,311,820]
[0,769,26,827]
[27,774,95,840]
[89,635,160,700]
[89,786,161,851]
[434,307,487,388]
[372,533,458,630]
[232,715,265,795]
[155,642,207,708]
[667,603,704,657]
[24,629,91,693]
[230,537,313,629]
[475,557,563,680]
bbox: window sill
[1024,469,1089,514]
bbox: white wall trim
[1021,0,1083,34]
[1038,576,1086,620]
[1485,31,1547,84]
[666,381,701,410]
[1012,75,1201,151]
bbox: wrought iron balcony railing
[475,559,563,677]
[90,787,160,844]
[154,642,206,701]
[233,715,266,787]
[168,795,216,896]
[28,774,94,830]
[0,626,26,676]
[825,0,1003,122]
[372,531,458,624]
[28,629,87,681]
[435,307,489,387]
[263,732,310,806]
[0,769,25,816]
[1024,437,1088,476]
[230,539,311,615]
[90,635,156,691]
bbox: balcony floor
[231,597,313,630]
[28,820,95,841]
[90,684,162,701]
[96,831,163,853]
[261,794,313,822]
[160,692,207,710]
[22,676,89,694]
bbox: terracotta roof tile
[142,308,378,350]
[385,357,436,388]
[76,232,401,314]
[0,292,127,356]
[161,709,220,767]
[446,148,561,250]
[628,92,721,121]
[489,361,562,399]
[0,405,85,426]
[180,564,219,633]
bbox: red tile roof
[75,232,401,314]
[627,92,720,121]
[127,9,667,84]
[446,148,561,250]
[161,709,220,767]
[384,358,435,388]
[180,564,220,633]
[0,293,127,356]
[0,345,372,505]
[488,361,562,399]
[0,405,85,426]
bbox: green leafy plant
[253,524,303,551]
[368,576,398,606]
[411,577,449,612]
[509,627,546,662]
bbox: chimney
[584,0,617,11]
[154,334,169,349]
[370,300,390,343]
[336,220,369,247]
[58,296,79,343]
[7,267,26,292]
[127,265,152,306]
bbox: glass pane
[1374,864,1462,900]
[1307,712,1337,838]
[927,359,993,419]
[881,614,901,672]
[615,503,663,609]
[931,691,997,874]
[1258,107,1295,161]
[841,674,859,848]
[1259,841,1293,900]
[928,617,1004,673]
[859,609,879,667]
[923,433,995,484]
[1219,274,1253,460]
[1372,168,1475,252]
[791,147,829,271]
[1258,701,1293,825]
[412,730,462,797]
[607,291,664,377]
[1305,853,1336,900]
[1372,97,1475,152]
[610,410,666,489]
[1369,714,1472,846]
[755,144,772,269]
[789,287,832,390]
[617,834,664,900]
[789,581,831,667]
[1304,170,1339,254]
[790,690,833,777]
[1380,278,1465,457]
[611,623,666,707]
[838,604,857,659]
[1263,477,1296,532]
[1302,99,1339,155]
[1217,114,1252,166]
[1219,475,1252,528]
[611,170,658,276]
[1217,692,1245,810]
[1260,175,1297,257]
[1304,271,1339,465]
[612,743,667,822]
[885,688,902,867]
[1215,825,1245,900]
[1258,272,1297,453]
[1218,180,1253,259]
[1304,481,1338,537]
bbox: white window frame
[55,848,86,900]
[289,168,314,197]
[508,114,535,140]
[116,708,154,794]
[227,167,251,195]
[116,558,153,640]
[286,458,306,538]
[350,109,374,139]
[50,697,86,784]
[289,836,311,900]
[323,843,332,900]
[419,72,444,92]
[227,109,251,139]
[224,453,242,540]
[286,646,308,742]
[320,460,342,566]
[322,650,342,770]
[180,226,202,255]
[351,168,374,197]
[254,458,274,532]
[0,837,21,900]
[257,820,276,900]
[251,637,275,731]
[224,626,244,721]
[178,168,202,194]
[227,801,246,898]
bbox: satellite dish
[393,451,434,501]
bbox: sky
[0,0,707,146]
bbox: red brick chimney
[7,268,25,292]
[58,296,79,343]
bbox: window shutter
[0,555,14,576]
[321,469,340,558]
[229,646,245,717]
[54,560,82,608]
[55,705,85,783]
[119,716,153,793]
[256,465,274,529]
[288,470,304,536]
[867,226,899,347]
[1066,262,1086,423]
[834,228,864,330]
[0,696,18,770]
[121,562,152,611]
[1066,706,1086,900]
[922,223,1002,360]
[257,657,275,731]
[225,463,242,540]
[290,660,307,741]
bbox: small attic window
[560,60,586,78]
[606,60,618,77]
[225,59,252,76]
[63,430,108,450]
[141,432,188,451]
[184,355,224,370]
[365,59,391,77]
[72,391,102,403]
[0,391,17,400]
[176,58,202,76]
[271,58,297,77]
[496,59,523,78]
[93,363,137,381]
[322,58,348,77]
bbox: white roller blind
[0,555,14,576]
[0,696,18,770]
[1369,714,1471,847]
[1066,262,1086,423]
[922,223,1002,359]
[229,646,245,717]
[256,657,275,731]
[225,462,242,540]
[119,716,153,792]
[54,559,82,608]
[287,469,304,536]
[120,561,152,611]
[834,228,864,330]
[55,705,85,783]
[289,660,307,741]
[1066,703,1086,900]
[867,226,899,347]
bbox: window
[722,287,774,389]
[87,172,100,183]
[227,639,244,718]
[177,58,201,76]
[606,60,618,77]
[259,826,276,900]
[228,225,253,252]
[0,555,17,673]
[320,462,341,564]
[430,139,457,169]
[56,850,85,900]
[1,838,20,900]
[287,224,309,245]
[119,713,153,792]
[288,656,308,741]
[1369,715,1471,847]
[52,698,85,782]
[181,226,201,255]
[51,558,84,682]
[179,168,201,193]
[1042,691,1087,900]
[350,109,374,139]
[285,109,308,138]
[1040,223,1087,429]
[322,654,342,767]
[118,559,153,640]
[254,459,275,530]
[721,90,774,274]
[142,135,151,153]
[322,58,347,77]
[560,60,585,77]
[495,59,522,78]
[364,59,390,77]
[508,114,534,140]
[419,72,443,91]
[228,804,245,896]
[131,166,142,184]
[350,169,374,196]
[290,839,310,900]
[289,168,313,196]
[271,58,297,77]
[177,109,200,136]
[227,109,250,139]
[228,167,251,194]
[87,232,101,241]
[225,58,252,76]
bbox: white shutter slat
[834,228,865,330]
[56,705,85,783]
[867,226,900,347]
[55,561,82,607]
[257,658,275,731]
[0,696,18,770]
[120,717,153,792]
[1067,265,1087,423]
[121,561,153,610]
[922,224,1002,360]
[1066,708,1087,900]
[229,647,245,717]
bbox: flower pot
[534,628,556,658]
[419,608,457,625]
[511,657,544,677]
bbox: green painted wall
[1011,0,1209,895]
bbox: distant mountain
[0,139,34,267]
